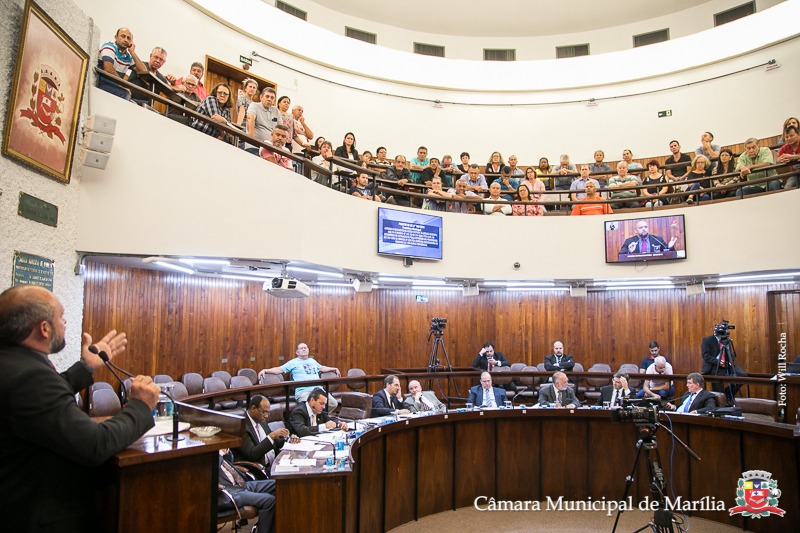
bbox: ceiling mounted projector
[264,278,310,298]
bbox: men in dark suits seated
[372,375,412,416]
[701,326,747,398]
[0,285,161,532]
[596,372,632,407]
[665,373,718,414]
[619,220,677,255]
[544,341,576,373]
[404,379,445,413]
[467,371,506,408]
[288,387,347,437]
[471,342,510,371]
[234,395,292,468]
[538,371,581,408]
[218,449,275,533]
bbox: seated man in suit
[538,371,581,408]
[404,379,445,413]
[288,387,347,437]
[596,372,632,407]
[372,375,412,416]
[467,371,506,408]
[471,342,510,371]
[544,341,576,373]
[234,395,292,468]
[665,373,718,414]
[218,449,276,533]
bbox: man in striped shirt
[97,27,146,100]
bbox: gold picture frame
[2,0,88,184]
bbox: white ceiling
[308,0,712,37]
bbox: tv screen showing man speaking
[605,215,686,264]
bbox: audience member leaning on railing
[95,68,797,214]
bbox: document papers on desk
[283,440,326,451]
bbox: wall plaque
[18,191,58,227]
[12,251,54,290]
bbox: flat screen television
[377,207,443,260]
[604,214,686,264]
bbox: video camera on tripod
[429,317,447,336]
[714,319,735,345]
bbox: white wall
[77,89,800,282]
[0,0,97,369]
[286,0,785,60]
[73,0,800,163]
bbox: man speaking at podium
[619,220,676,256]
[0,285,160,532]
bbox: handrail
[94,68,334,178]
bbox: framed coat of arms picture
[2,0,89,184]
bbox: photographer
[701,322,747,395]
[472,342,510,372]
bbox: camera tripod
[714,339,740,406]
[427,329,460,402]
[612,420,699,533]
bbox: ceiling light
[605,285,674,291]
[712,280,798,288]
[179,258,230,266]
[220,274,266,282]
[483,281,555,287]
[154,261,195,275]
[316,282,350,287]
[378,277,444,285]
[287,266,344,278]
[594,280,673,287]
[505,287,570,292]
[717,271,800,283]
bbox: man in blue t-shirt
[259,343,341,411]
[97,27,146,100]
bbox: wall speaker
[686,282,706,296]
[353,279,373,293]
[82,131,114,153]
[85,114,116,135]
[78,147,109,169]
[570,286,587,297]
[462,285,479,297]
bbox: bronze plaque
[18,192,58,227]
[12,251,54,290]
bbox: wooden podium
[96,403,245,533]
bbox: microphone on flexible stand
[88,345,132,406]
[160,386,184,442]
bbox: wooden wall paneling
[586,419,634,500]
[540,417,588,500]
[687,426,743,529]
[741,431,799,532]
[383,427,417,531]
[454,418,497,508]
[274,476,345,532]
[416,423,454,518]
[496,418,540,502]
[82,262,791,389]
[358,435,385,533]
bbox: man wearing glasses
[166,74,200,126]
[234,395,292,469]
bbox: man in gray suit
[538,371,581,408]
[404,380,445,413]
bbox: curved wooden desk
[273,408,798,532]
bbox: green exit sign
[240,55,253,66]
[658,110,673,118]
[415,295,429,303]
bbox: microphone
[89,345,130,406]
[160,386,185,442]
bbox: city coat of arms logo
[19,64,66,143]
[728,470,785,518]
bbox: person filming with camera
[701,321,747,400]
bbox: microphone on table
[89,345,131,406]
